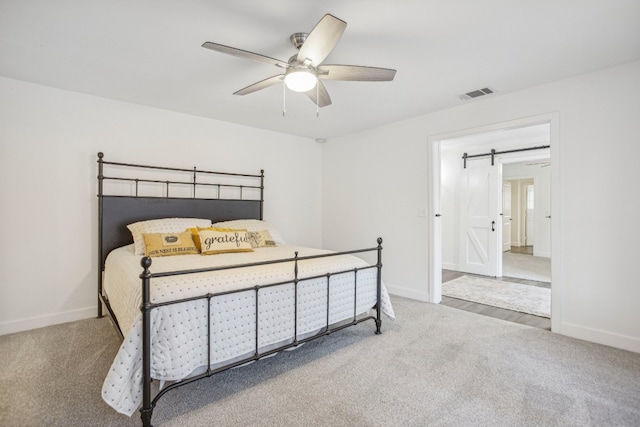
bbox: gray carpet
[1,296,639,426]
[503,252,551,282]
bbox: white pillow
[211,219,285,245]
[127,217,212,255]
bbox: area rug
[443,275,550,318]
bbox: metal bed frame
[96,153,384,427]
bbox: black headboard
[97,152,264,270]
[99,196,262,268]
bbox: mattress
[102,244,394,416]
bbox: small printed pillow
[212,219,285,244]
[143,231,198,257]
[247,230,277,248]
[199,228,254,255]
[127,217,212,255]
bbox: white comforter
[102,244,394,416]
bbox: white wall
[323,60,640,352]
[440,148,461,270]
[0,76,322,335]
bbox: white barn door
[459,158,500,276]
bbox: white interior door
[526,184,535,246]
[502,181,512,252]
[459,158,500,276]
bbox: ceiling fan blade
[318,64,397,81]
[305,80,332,108]
[297,14,346,67]
[234,75,284,96]
[202,42,288,68]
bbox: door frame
[427,113,561,331]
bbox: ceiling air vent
[460,87,495,100]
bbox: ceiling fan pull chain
[282,82,286,117]
[316,83,319,117]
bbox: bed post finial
[97,152,104,181]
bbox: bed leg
[141,407,154,427]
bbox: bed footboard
[139,239,383,427]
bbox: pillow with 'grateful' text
[198,228,253,255]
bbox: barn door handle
[491,220,495,231]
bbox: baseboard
[442,262,459,271]
[0,306,97,336]
[558,321,640,354]
[385,283,430,302]
[534,250,551,258]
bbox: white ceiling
[1,1,639,140]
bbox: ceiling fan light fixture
[284,67,317,92]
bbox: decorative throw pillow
[188,226,244,251]
[212,219,285,244]
[198,228,254,255]
[142,231,199,257]
[128,217,212,255]
[247,230,277,248]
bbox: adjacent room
[437,124,553,329]
[1,1,640,426]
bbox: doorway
[501,164,551,283]
[427,114,560,331]
[504,178,535,251]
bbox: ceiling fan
[201,14,396,108]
